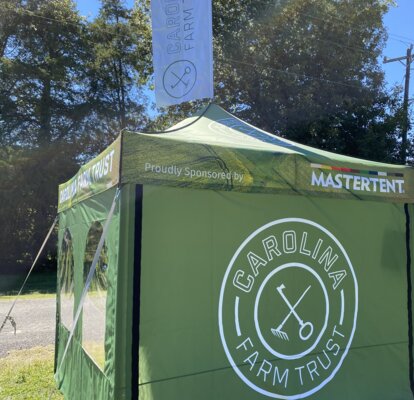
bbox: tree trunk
[118,58,126,128]
[38,78,52,144]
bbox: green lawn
[0,272,60,398]
[0,346,63,400]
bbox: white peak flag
[151,0,213,106]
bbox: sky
[74,0,414,98]
[383,0,414,98]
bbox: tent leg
[405,203,414,397]
[132,184,143,400]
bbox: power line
[6,3,411,60]
[8,7,84,29]
[253,0,386,36]
[250,20,372,56]
[215,0,380,56]
[3,2,412,95]
[2,6,147,52]
[16,7,369,58]
[223,57,364,90]
[283,9,413,54]
[388,36,413,47]
[226,6,371,56]
[266,0,412,43]
[255,0,414,53]
[389,33,414,43]
[6,6,138,38]
[7,8,374,75]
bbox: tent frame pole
[131,184,143,399]
[405,203,414,396]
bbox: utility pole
[384,44,413,164]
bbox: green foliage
[210,0,405,162]
[0,0,153,146]
[85,0,152,135]
[0,0,88,146]
[0,145,78,271]
[0,0,152,272]
[151,0,405,163]
[0,2,88,272]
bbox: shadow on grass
[0,270,57,297]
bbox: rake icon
[271,284,313,341]
[271,327,289,341]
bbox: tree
[0,145,78,271]
[0,0,404,272]
[85,0,152,140]
[0,0,154,272]
[0,0,89,147]
[210,0,402,161]
[150,0,401,162]
[0,0,89,272]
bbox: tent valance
[58,104,413,210]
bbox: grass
[0,346,63,400]
[0,292,56,301]
[83,341,105,371]
[0,271,60,398]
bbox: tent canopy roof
[147,104,399,166]
[58,104,414,212]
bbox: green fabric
[56,187,120,399]
[138,185,411,399]
[59,105,414,210]
[55,104,414,399]
[113,184,136,400]
[58,137,121,213]
[56,327,113,399]
[120,105,413,203]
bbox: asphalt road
[0,297,56,358]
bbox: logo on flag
[151,0,213,106]
[163,60,197,99]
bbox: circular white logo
[219,218,358,399]
[163,60,197,98]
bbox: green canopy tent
[55,104,414,400]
